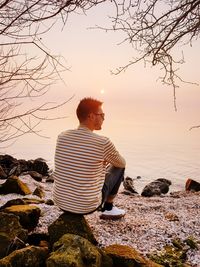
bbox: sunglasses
[94,113,105,119]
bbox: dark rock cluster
[0,154,163,267]
[0,154,50,180]
[0,154,199,266]
[123,176,200,197]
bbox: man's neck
[79,123,94,131]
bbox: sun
[100,89,105,94]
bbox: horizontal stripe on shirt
[53,126,125,214]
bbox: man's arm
[104,138,126,168]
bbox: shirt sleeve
[103,138,126,168]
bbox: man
[53,97,126,219]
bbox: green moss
[184,237,199,250]
[148,236,199,267]
[47,234,102,267]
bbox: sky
[2,2,200,175]
[42,2,200,134]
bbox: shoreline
[0,175,200,266]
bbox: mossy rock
[46,233,112,267]
[104,244,163,267]
[0,198,44,211]
[0,176,31,195]
[184,237,199,250]
[48,212,97,247]
[3,204,41,231]
[148,237,197,267]
[0,245,49,267]
[0,212,28,259]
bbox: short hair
[76,97,103,122]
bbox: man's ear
[88,113,95,120]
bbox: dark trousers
[101,165,125,204]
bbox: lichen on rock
[46,233,112,267]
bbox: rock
[0,245,49,267]
[185,178,200,192]
[0,198,25,210]
[184,237,199,250]
[28,171,43,182]
[104,244,162,267]
[23,198,45,205]
[0,166,7,179]
[0,156,50,177]
[46,233,112,267]
[148,237,196,266]
[0,176,32,195]
[28,158,49,175]
[0,198,45,211]
[45,174,54,183]
[8,165,21,177]
[48,212,97,247]
[3,205,41,231]
[164,212,179,221]
[27,233,49,248]
[141,178,171,197]
[45,199,54,205]
[18,159,29,173]
[0,212,28,259]
[123,176,138,194]
[33,185,45,198]
[0,155,19,176]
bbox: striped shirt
[53,125,125,214]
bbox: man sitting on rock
[53,97,126,219]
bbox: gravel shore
[87,191,200,266]
[0,175,200,266]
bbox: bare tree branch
[96,0,200,110]
[189,125,200,130]
[0,0,108,144]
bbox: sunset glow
[2,2,200,188]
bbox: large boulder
[185,179,200,192]
[0,245,49,267]
[46,234,112,267]
[48,212,97,247]
[0,176,32,195]
[0,212,28,259]
[141,178,171,197]
[3,205,41,231]
[104,244,163,267]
